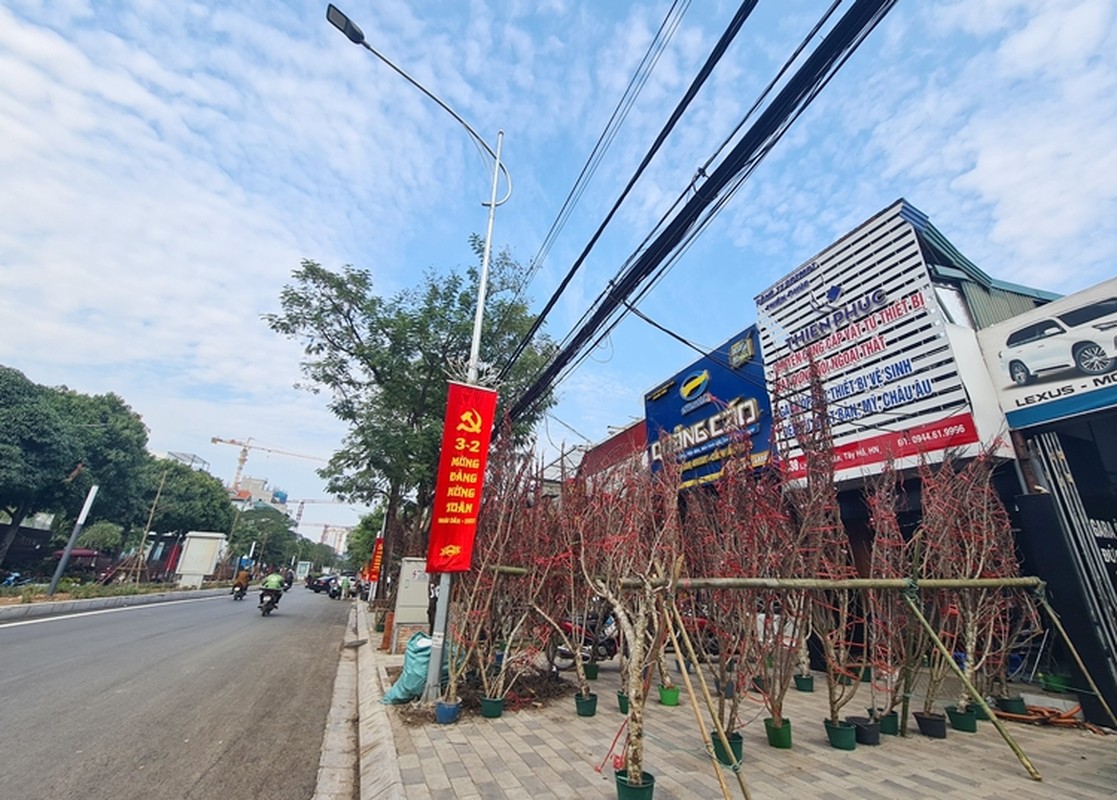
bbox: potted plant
[781,368,859,750]
[864,460,913,736]
[943,453,1032,729]
[579,456,685,797]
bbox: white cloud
[1,0,1114,487]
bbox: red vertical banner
[426,381,499,573]
[369,537,384,579]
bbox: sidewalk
[354,605,1117,799]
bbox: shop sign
[754,201,975,479]
[976,276,1117,429]
[645,327,772,486]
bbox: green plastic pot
[823,718,857,751]
[658,684,679,706]
[793,673,814,692]
[575,692,598,717]
[996,695,1027,715]
[583,662,600,680]
[617,691,630,714]
[945,705,977,733]
[480,696,504,719]
[615,769,655,800]
[878,710,899,735]
[711,730,744,766]
[764,717,792,749]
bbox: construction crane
[210,437,329,490]
[287,498,344,526]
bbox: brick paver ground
[368,633,1116,799]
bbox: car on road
[998,297,1117,385]
[308,574,337,594]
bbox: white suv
[999,297,1117,386]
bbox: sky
[2,0,1115,535]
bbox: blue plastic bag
[382,631,432,704]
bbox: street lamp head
[326,4,365,45]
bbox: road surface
[0,587,352,800]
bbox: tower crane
[287,498,344,526]
[210,437,329,490]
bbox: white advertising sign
[754,201,982,481]
[976,277,1117,429]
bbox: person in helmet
[260,569,286,607]
[233,568,251,592]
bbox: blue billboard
[644,326,771,486]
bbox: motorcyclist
[233,568,251,593]
[260,569,285,607]
[283,568,295,591]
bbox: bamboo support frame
[1037,594,1117,728]
[901,591,1042,781]
[610,574,1117,782]
[664,596,750,800]
[662,602,737,800]
[620,576,1044,591]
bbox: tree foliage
[0,367,151,565]
[77,520,124,553]
[264,239,556,575]
[344,511,382,572]
[144,458,234,536]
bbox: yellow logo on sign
[456,409,483,434]
[439,544,462,557]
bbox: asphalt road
[0,587,353,800]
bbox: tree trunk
[0,501,33,567]
[375,486,402,601]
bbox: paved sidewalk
[353,606,1117,799]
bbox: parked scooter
[547,611,621,671]
[2,571,34,588]
[259,587,282,616]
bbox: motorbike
[231,583,247,601]
[2,571,35,588]
[546,611,621,671]
[259,587,282,616]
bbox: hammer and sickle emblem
[456,409,483,434]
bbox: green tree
[344,510,383,572]
[144,458,234,536]
[0,367,82,565]
[50,388,150,529]
[264,239,556,591]
[228,505,298,569]
[76,520,124,553]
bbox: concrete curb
[356,601,405,800]
[0,587,231,623]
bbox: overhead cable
[508,0,900,423]
[498,0,762,380]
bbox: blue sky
[1,1,1115,531]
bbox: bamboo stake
[1036,594,1117,728]
[662,601,736,800]
[665,597,750,800]
[902,591,1042,781]
[622,577,1044,591]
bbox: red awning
[53,548,101,559]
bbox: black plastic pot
[845,716,881,745]
[913,711,947,739]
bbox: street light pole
[326,4,510,704]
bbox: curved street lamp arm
[327,4,511,207]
